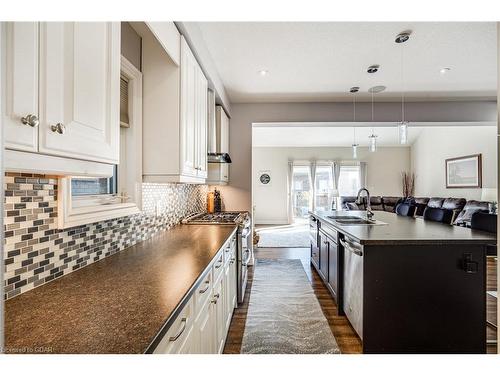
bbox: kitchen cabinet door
[195,295,216,354]
[327,239,340,304]
[176,324,197,354]
[38,22,120,164]
[229,252,237,311]
[318,231,329,281]
[196,68,208,179]
[180,37,198,178]
[214,274,226,354]
[2,22,39,152]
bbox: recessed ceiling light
[440,67,451,74]
[395,31,411,44]
[258,70,269,76]
[367,65,379,74]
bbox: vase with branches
[401,171,415,198]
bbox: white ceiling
[196,22,497,103]
[252,124,495,148]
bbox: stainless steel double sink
[327,215,386,225]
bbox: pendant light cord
[371,90,374,135]
[401,42,405,123]
[353,92,357,143]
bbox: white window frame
[57,56,143,229]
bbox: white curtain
[287,161,294,224]
[332,161,340,210]
[309,162,317,212]
[359,162,367,189]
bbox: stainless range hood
[207,89,232,163]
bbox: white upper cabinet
[180,36,208,181]
[196,70,208,179]
[145,22,180,66]
[2,22,120,168]
[142,32,208,184]
[38,22,120,164]
[2,22,39,152]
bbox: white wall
[253,146,410,224]
[217,101,497,214]
[411,126,497,200]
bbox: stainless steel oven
[237,221,252,304]
[182,211,252,306]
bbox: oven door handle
[242,249,251,266]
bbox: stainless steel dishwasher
[340,236,363,340]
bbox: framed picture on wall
[445,154,482,188]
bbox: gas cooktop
[182,212,248,225]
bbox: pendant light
[368,90,378,152]
[350,87,359,159]
[396,31,411,145]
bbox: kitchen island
[4,224,238,354]
[309,210,496,354]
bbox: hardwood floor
[486,256,497,354]
[223,248,498,354]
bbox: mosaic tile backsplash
[3,173,208,300]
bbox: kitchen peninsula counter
[309,210,496,353]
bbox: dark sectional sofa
[340,195,491,225]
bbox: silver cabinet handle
[199,280,210,294]
[21,114,39,127]
[339,239,363,256]
[211,293,220,304]
[50,123,65,134]
[168,318,188,342]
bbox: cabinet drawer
[154,298,194,354]
[212,250,224,281]
[195,270,212,313]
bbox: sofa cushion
[414,197,430,205]
[395,203,416,217]
[463,200,490,211]
[454,208,489,225]
[346,202,360,210]
[414,197,430,216]
[340,196,359,210]
[382,196,402,212]
[369,196,384,211]
[442,198,466,211]
[423,207,454,224]
[427,198,444,208]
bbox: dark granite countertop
[310,210,496,245]
[4,224,238,354]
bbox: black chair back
[471,212,497,233]
[423,207,454,224]
[395,203,416,217]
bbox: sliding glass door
[291,165,312,221]
[314,165,334,212]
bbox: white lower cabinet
[153,233,237,354]
[153,298,195,354]
[195,293,216,354]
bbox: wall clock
[258,170,272,186]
